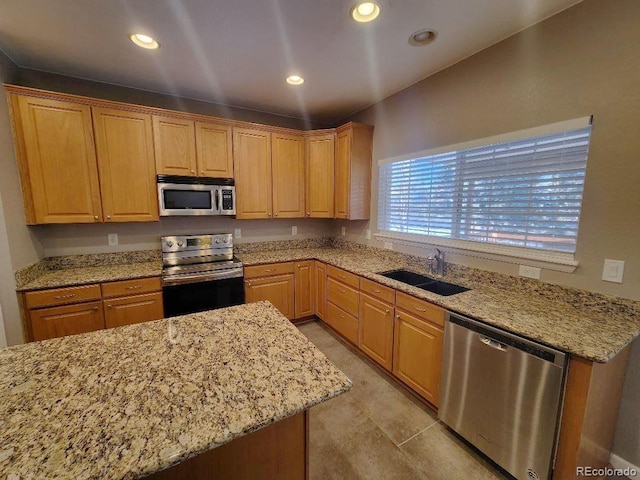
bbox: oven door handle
[162,267,244,287]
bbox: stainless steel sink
[378,269,470,296]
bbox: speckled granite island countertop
[0,302,352,479]
[238,247,640,363]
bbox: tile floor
[298,320,510,480]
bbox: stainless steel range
[161,233,244,317]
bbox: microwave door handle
[214,189,220,212]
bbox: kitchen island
[0,301,351,479]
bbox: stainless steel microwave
[157,175,236,216]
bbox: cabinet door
[359,293,394,371]
[153,116,196,176]
[334,129,351,219]
[245,274,294,320]
[195,121,234,177]
[30,301,105,341]
[305,134,335,218]
[12,95,102,224]
[93,107,159,222]
[104,292,164,329]
[294,261,314,319]
[233,128,272,219]
[272,132,305,218]
[314,261,327,321]
[393,309,443,407]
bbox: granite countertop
[238,247,640,363]
[16,261,163,291]
[0,302,351,479]
[15,245,640,362]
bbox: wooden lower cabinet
[30,301,106,341]
[294,261,314,319]
[245,274,295,320]
[104,292,164,329]
[313,261,327,320]
[147,411,308,480]
[392,308,444,407]
[326,302,359,345]
[358,292,394,371]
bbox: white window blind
[378,122,592,256]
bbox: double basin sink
[378,269,470,296]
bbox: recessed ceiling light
[350,2,381,23]
[130,33,160,49]
[286,75,304,86]
[409,29,437,47]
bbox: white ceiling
[0,0,582,124]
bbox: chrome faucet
[427,248,445,276]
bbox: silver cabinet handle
[106,215,111,220]
[373,289,381,293]
[264,269,274,272]
[107,305,112,309]
[94,215,99,220]
[200,171,204,175]
[479,335,508,352]
[385,309,390,314]
[191,170,195,174]
[54,293,76,300]
[339,288,346,293]
[92,306,99,311]
[414,306,426,312]
[125,285,142,290]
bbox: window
[377,117,592,266]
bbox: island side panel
[146,410,308,480]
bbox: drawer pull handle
[264,269,274,272]
[414,306,427,312]
[385,309,390,314]
[373,289,381,293]
[339,288,346,293]
[125,285,142,290]
[107,305,112,309]
[53,294,76,300]
[340,275,346,278]
[92,307,99,311]
[340,314,345,319]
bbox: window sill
[374,231,578,273]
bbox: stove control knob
[166,241,174,247]
[223,238,228,243]
[215,238,221,244]
[177,241,184,247]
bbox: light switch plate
[519,265,541,279]
[292,226,297,236]
[234,228,241,239]
[366,229,371,240]
[108,233,118,246]
[602,259,624,283]
[341,227,346,236]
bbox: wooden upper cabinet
[305,133,335,218]
[153,115,197,176]
[234,127,272,219]
[272,132,305,218]
[10,95,102,224]
[196,121,234,178]
[92,107,159,222]
[335,122,373,220]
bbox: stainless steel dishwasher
[439,312,567,480]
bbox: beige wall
[350,0,640,301]
[0,49,43,346]
[349,0,640,467]
[34,217,332,257]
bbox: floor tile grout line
[398,420,440,447]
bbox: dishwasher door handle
[479,335,508,352]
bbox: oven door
[162,276,245,317]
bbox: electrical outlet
[341,227,346,236]
[234,228,241,239]
[519,265,540,279]
[365,229,371,240]
[292,225,297,236]
[602,259,624,283]
[384,241,393,250]
[108,233,118,246]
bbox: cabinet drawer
[25,284,102,309]
[244,262,294,279]
[360,278,395,305]
[327,277,359,317]
[102,277,161,298]
[326,302,359,345]
[104,292,164,328]
[327,265,359,289]
[396,291,445,328]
